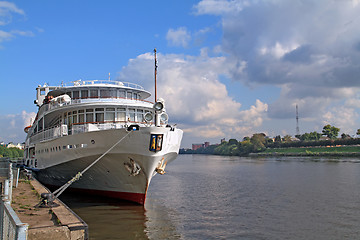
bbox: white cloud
[192,0,360,137]
[194,0,248,15]
[0,1,25,26]
[0,111,36,143]
[118,51,269,146]
[0,2,34,47]
[323,106,358,135]
[166,27,191,48]
[0,29,34,43]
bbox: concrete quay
[10,177,88,240]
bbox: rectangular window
[81,90,88,98]
[137,109,144,122]
[96,113,104,122]
[90,89,98,98]
[73,91,79,99]
[73,114,78,124]
[129,108,135,122]
[127,91,132,99]
[110,90,117,98]
[63,113,68,125]
[105,112,115,122]
[68,115,73,125]
[86,109,93,122]
[38,118,43,131]
[100,89,111,98]
[117,108,126,121]
[79,113,85,123]
[119,90,125,98]
[86,113,93,122]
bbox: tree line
[180,124,360,156]
[0,145,24,158]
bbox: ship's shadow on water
[59,192,181,240]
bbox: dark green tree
[322,124,340,139]
[274,135,282,142]
[228,139,238,145]
[357,129,360,137]
[250,133,266,152]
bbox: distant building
[7,142,16,148]
[192,142,211,150]
[192,144,204,151]
[16,143,25,150]
[5,142,24,150]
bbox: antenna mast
[154,48,158,101]
[296,104,300,136]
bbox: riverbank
[250,145,360,157]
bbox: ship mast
[154,48,158,101]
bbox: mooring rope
[52,130,133,198]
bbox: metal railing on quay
[0,159,28,239]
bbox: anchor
[155,157,167,175]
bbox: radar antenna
[296,104,300,136]
[154,48,158,101]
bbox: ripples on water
[60,155,360,239]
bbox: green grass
[263,146,360,154]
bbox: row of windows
[65,88,141,100]
[64,107,151,125]
[36,143,89,154]
[32,107,153,135]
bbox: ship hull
[31,127,183,204]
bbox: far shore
[249,152,360,157]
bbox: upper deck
[35,80,152,108]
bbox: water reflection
[60,193,181,240]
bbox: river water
[60,154,360,239]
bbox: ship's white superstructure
[23,80,183,204]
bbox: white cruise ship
[23,79,183,204]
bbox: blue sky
[1,0,360,148]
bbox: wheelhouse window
[90,89,98,98]
[100,89,117,98]
[73,91,79,99]
[81,90,88,99]
[119,90,125,98]
[100,89,111,98]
